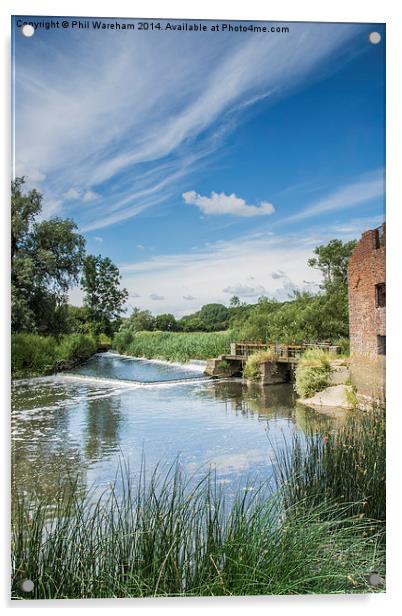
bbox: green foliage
[11,333,58,375]
[333,337,350,355]
[113,330,234,362]
[12,464,384,599]
[155,313,177,331]
[199,303,229,331]
[81,255,128,335]
[217,359,231,370]
[56,333,97,363]
[344,386,359,409]
[275,404,386,525]
[231,289,350,344]
[11,178,86,334]
[243,349,276,381]
[294,349,333,398]
[308,238,357,289]
[66,305,93,334]
[11,332,96,378]
[229,238,356,344]
[124,308,155,332]
[177,315,207,332]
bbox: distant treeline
[11,178,355,374]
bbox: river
[11,352,337,505]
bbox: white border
[1,1,401,614]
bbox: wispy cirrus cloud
[183,191,275,217]
[14,20,361,230]
[274,170,384,227]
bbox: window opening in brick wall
[377,335,386,355]
[375,282,386,307]
[374,226,385,249]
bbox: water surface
[11,353,336,505]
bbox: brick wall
[348,223,386,358]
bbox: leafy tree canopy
[11,177,86,334]
[81,255,128,335]
[308,239,356,289]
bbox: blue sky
[12,17,385,315]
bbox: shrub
[11,333,57,376]
[56,333,97,363]
[11,332,97,377]
[294,349,332,398]
[243,349,276,381]
[333,337,350,356]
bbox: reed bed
[12,461,384,599]
[113,330,236,363]
[274,404,386,525]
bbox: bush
[243,349,276,381]
[11,333,57,375]
[294,349,333,398]
[333,337,350,356]
[56,333,97,363]
[11,332,96,378]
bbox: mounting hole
[368,572,382,587]
[368,32,381,45]
[21,24,35,38]
[21,579,34,592]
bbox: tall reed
[273,404,386,525]
[113,330,236,363]
[12,462,384,599]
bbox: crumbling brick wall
[348,223,386,359]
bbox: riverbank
[11,332,99,379]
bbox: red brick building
[348,223,386,358]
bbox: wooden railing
[230,342,340,360]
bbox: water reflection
[12,356,342,509]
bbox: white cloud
[183,191,275,217]
[14,21,361,230]
[222,283,266,297]
[64,187,80,200]
[271,270,286,279]
[83,190,99,202]
[183,295,196,301]
[149,293,165,301]
[93,236,103,243]
[117,232,324,315]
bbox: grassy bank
[11,332,98,378]
[113,330,237,363]
[12,466,384,599]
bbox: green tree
[199,303,229,331]
[11,177,86,333]
[125,308,155,332]
[308,239,356,289]
[155,313,177,331]
[81,255,128,335]
[229,295,241,308]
